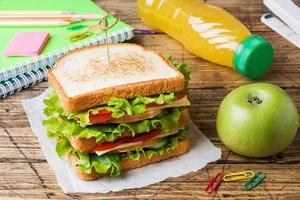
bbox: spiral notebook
[0,29,133,98]
[0,0,134,97]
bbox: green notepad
[0,0,134,81]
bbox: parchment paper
[22,88,221,193]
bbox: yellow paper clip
[67,31,92,42]
[223,171,254,182]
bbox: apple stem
[248,96,262,105]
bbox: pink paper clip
[205,173,224,194]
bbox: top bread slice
[48,43,185,112]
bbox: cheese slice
[117,128,182,153]
[109,109,161,123]
[152,128,183,140]
[117,139,160,153]
[95,141,142,156]
[146,95,191,112]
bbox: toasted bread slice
[67,139,189,180]
[69,108,190,152]
[49,43,184,112]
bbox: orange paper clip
[205,173,224,194]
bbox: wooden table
[1,0,300,199]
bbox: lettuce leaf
[89,154,121,176]
[43,107,182,143]
[75,153,121,176]
[71,150,121,176]
[43,91,67,118]
[72,131,187,176]
[44,91,176,127]
[127,148,144,161]
[55,137,73,158]
[167,56,190,88]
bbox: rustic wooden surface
[1,0,300,199]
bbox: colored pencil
[0,17,81,22]
[0,20,71,26]
[0,10,73,15]
[0,14,103,20]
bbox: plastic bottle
[137,0,274,79]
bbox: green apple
[217,83,298,158]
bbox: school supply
[242,172,266,191]
[0,20,71,26]
[0,65,50,98]
[205,173,224,194]
[133,29,158,35]
[67,24,88,31]
[138,0,274,79]
[262,0,300,49]
[205,171,266,194]
[0,16,81,22]
[0,14,102,20]
[0,10,73,15]
[67,31,93,42]
[223,171,254,182]
[4,32,50,57]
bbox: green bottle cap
[233,35,274,79]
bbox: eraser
[3,31,49,57]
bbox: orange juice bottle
[137,0,274,79]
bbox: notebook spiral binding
[0,65,51,99]
[0,27,134,98]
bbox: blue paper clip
[242,172,266,191]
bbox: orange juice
[138,0,274,79]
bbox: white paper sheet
[22,88,221,193]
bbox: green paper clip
[67,24,88,31]
[242,172,266,191]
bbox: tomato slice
[91,129,161,152]
[89,109,113,123]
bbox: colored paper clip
[223,171,254,182]
[205,173,224,194]
[67,31,92,42]
[133,29,158,35]
[67,24,88,31]
[242,172,266,191]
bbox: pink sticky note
[3,31,49,57]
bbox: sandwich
[42,43,191,180]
